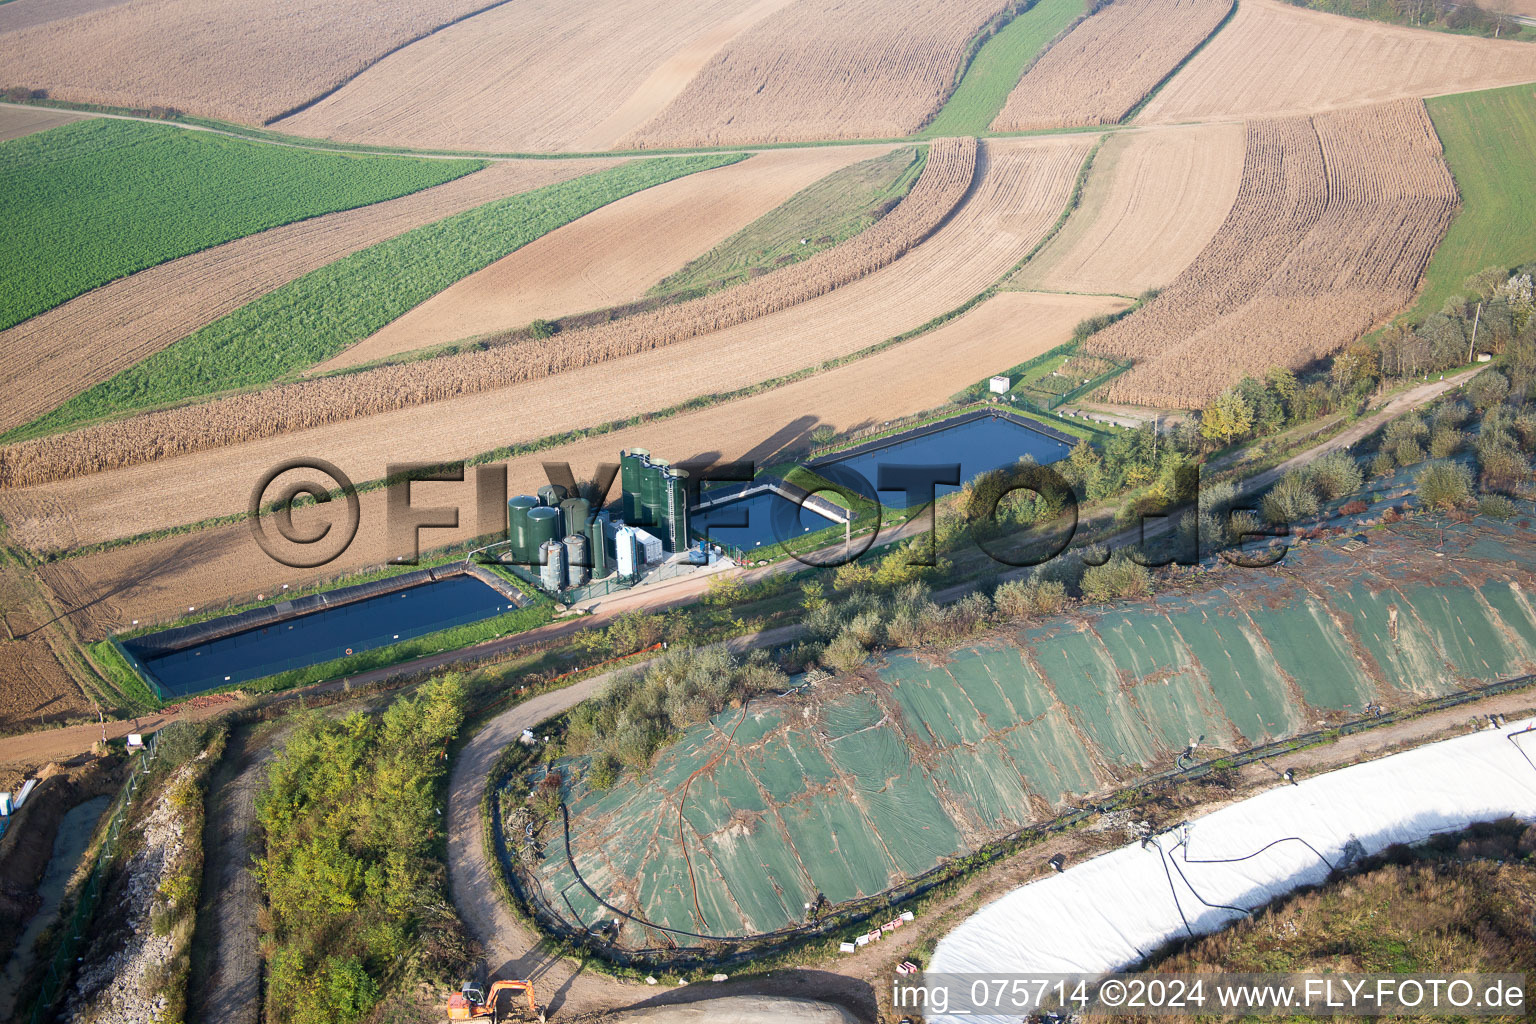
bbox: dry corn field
[0,138,978,490]
[319,147,891,372]
[990,0,1231,132]
[0,137,1093,552]
[1085,100,1457,408]
[1009,122,1245,296]
[0,160,617,433]
[1139,0,1536,123]
[274,0,795,152]
[0,0,505,125]
[619,0,1009,147]
[30,292,1123,635]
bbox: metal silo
[563,534,590,586]
[620,449,650,522]
[537,483,567,508]
[614,526,640,579]
[663,467,690,552]
[526,505,560,559]
[560,497,591,539]
[539,539,566,591]
[640,458,668,527]
[587,519,609,579]
[506,495,538,563]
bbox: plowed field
[0,0,510,126]
[274,0,792,152]
[1086,101,1458,407]
[1010,122,1244,296]
[0,160,613,434]
[30,291,1120,636]
[4,138,1091,559]
[1140,0,1536,123]
[0,105,82,142]
[620,0,1010,147]
[990,0,1231,131]
[319,147,890,372]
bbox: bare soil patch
[1140,0,1536,123]
[0,104,83,141]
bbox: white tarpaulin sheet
[932,717,1536,988]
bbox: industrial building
[503,447,699,594]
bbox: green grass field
[918,0,1086,137]
[1409,84,1536,321]
[20,153,743,439]
[0,118,482,332]
[648,146,924,296]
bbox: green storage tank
[641,458,668,512]
[587,519,609,579]
[526,506,560,562]
[664,467,690,552]
[506,495,538,563]
[560,497,591,539]
[620,449,649,522]
[536,483,567,508]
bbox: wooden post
[1467,302,1482,365]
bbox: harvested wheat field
[1085,100,1457,407]
[1011,122,1244,295]
[0,160,616,433]
[0,0,132,34]
[620,0,1010,147]
[0,0,505,126]
[33,292,1122,635]
[275,0,793,152]
[1140,0,1536,123]
[990,0,1232,132]
[319,147,890,372]
[0,138,981,487]
[0,105,83,142]
[0,137,1095,552]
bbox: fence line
[29,731,160,1023]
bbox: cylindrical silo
[526,505,560,559]
[539,539,566,592]
[536,483,567,508]
[560,497,591,539]
[614,526,639,579]
[563,534,590,586]
[506,495,538,563]
[640,458,667,528]
[587,519,609,579]
[620,449,649,522]
[663,467,690,552]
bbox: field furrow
[30,291,1121,636]
[620,0,1011,147]
[0,139,980,487]
[1085,100,1458,407]
[1139,0,1536,124]
[0,137,1093,557]
[1009,121,1245,296]
[274,0,791,152]
[0,160,614,433]
[319,146,892,372]
[990,0,1232,131]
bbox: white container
[615,527,640,578]
[989,375,1011,394]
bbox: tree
[1200,388,1254,446]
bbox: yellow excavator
[446,978,545,1023]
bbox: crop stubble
[0,161,615,433]
[274,0,792,152]
[32,292,1120,636]
[990,0,1232,131]
[319,146,893,372]
[0,139,981,488]
[1139,0,1536,123]
[1086,100,1458,407]
[1010,122,1245,296]
[620,0,1011,147]
[2,137,1095,560]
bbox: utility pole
[1467,301,1482,365]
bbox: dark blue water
[129,575,516,696]
[820,415,1071,507]
[691,489,845,551]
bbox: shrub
[1467,371,1510,411]
[1415,460,1473,510]
[810,424,837,445]
[1429,427,1468,459]
[1382,413,1428,448]
[822,629,870,674]
[994,577,1069,619]
[528,318,557,339]
[1079,553,1154,603]
[1309,451,1364,500]
[1394,437,1425,468]
[1479,494,1517,520]
[1369,450,1397,478]
[1262,469,1320,525]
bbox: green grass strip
[88,639,164,711]
[18,152,744,440]
[920,0,1087,137]
[0,118,481,332]
[1408,83,1536,322]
